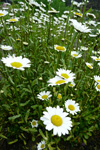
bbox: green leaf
[84,134,89,139]
[23,88,32,93]
[25,109,30,123]
[66,135,74,141]
[2,104,10,110]
[0,134,7,139]
[20,100,30,107]
[83,138,87,145]
[8,114,21,121]
[39,129,47,141]
[8,139,18,144]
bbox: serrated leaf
[8,114,21,121]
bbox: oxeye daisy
[65,99,80,115]
[68,82,75,87]
[37,140,46,150]
[54,45,66,52]
[91,56,100,61]
[71,51,82,58]
[1,45,13,51]
[94,76,100,84]
[47,76,68,86]
[37,91,52,100]
[1,54,31,70]
[86,62,93,69]
[56,69,75,83]
[95,82,100,92]
[31,119,38,128]
[40,106,72,136]
[80,46,88,51]
[0,10,8,17]
[6,18,19,22]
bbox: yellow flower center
[56,80,65,85]
[0,13,4,16]
[75,12,82,17]
[57,94,62,99]
[42,95,48,99]
[69,83,73,87]
[73,54,78,57]
[41,144,45,149]
[11,62,22,68]
[32,121,36,126]
[61,73,69,79]
[87,65,92,69]
[9,19,17,22]
[56,46,65,51]
[51,115,63,126]
[97,80,100,83]
[68,105,75,111]
[97,84,100,89]
[96,58,100,61]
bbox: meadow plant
[0,0,100,149]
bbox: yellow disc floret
[11,62,22,68]
[68,105,75,111]
[56,46,65,51]
[42,95,48,99]
[56,80,65,84]
[61,73,69,79]
[51,115,63,126]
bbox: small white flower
[94,76,100,84]
[48,76,68,86]
[56,68,75,83]
[31,119,38,128]
[37,91,52,100]
[71,51,82,58]
[37,140,46,150]
[1,45,13,51]
[0,10,8,17]
[1,54,31,70]
[91,56,100,61]
[68,82,76,87]
[6,18,19,22]
[86,62,93,69]
[95,82,100,92]
[40,106,72,136]
[80,46,88,51]
[65,99,80,115]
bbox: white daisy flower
[6,18,19,22]
[0,10,8,17]
[37,140,46,150]
[80,46,88,51]
[47,76,68,86]
[56,69,75,83]
[37,91,52,100]
[71,51,82,58]
[1,45,13,51]
[1,54,31,70]
[94,76,100,84]
[98,62,100,66]
[86,62,93,69]
[54,45,66,52]
[70,19,91,33]
[95,82,100,92]
[68,82,76,87]
[40,106,72,136]
[91,56,100,61]
[31,119,38,128]
[65,99,80,115]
